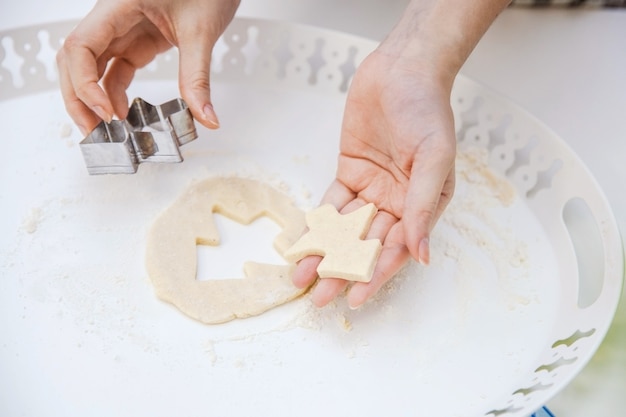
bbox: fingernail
[293,279,308,289]
[348,302,361,311]
[418,237,430,265]
[92,105,112,123]
[347,292,363,310]
[202,104,220,128]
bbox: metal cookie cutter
[79,98,197,174]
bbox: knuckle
[414,204,437,226]
[61,32,82,52]
[189,76,211,92]
[74,83,91,99]
[55,49,65,66]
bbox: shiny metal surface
[79,97,197,174]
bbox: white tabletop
[2,1,625,416]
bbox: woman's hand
[291,0,510,309]
[292,50,457,309]
[56,0,241,135]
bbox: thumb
[177,34,220,129]
[403,142,456,265]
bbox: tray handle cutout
[562,197,605,308]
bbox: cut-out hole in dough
[196,214,287,281]
[145,176,308,324]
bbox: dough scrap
[145,177,308,324]
[283,203,382,282]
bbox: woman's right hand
[56,0,241,135]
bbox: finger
[102,57,134,119]
[174,0,241,128]
[61,6,140,124]
[176,29,220,129]
[64,37,114,123]
[403,136,456,265]
[292,258,350,308]
[57,49,101,135]
[320,179,356,208]
[339,198,367,214]
[291,255,322,289]
[347,222,410,309]
[310,278,349,308]
[431,165,455,225]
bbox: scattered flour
[436,148,531,310]
[203,340,218,365]
[59,122,73,139]
[21,207,43,234]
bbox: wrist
[376,0,509,88]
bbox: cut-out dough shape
[283,203,382,282]
[145,177,307,324]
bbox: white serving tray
[0,18,623,417]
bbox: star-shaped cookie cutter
[79,98,197,174]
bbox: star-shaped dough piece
[283,203,382,283]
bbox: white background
[1,1,625,416]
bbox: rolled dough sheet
[145,176,308,324]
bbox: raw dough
[145,177,308,324]
[283,203,382,282]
